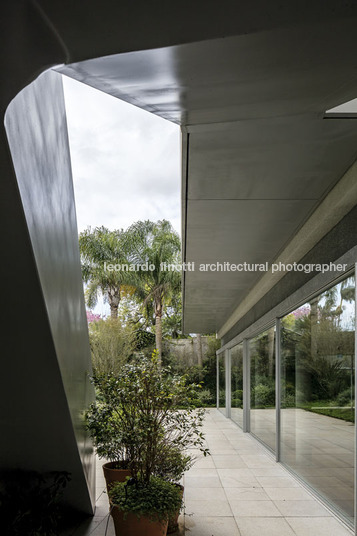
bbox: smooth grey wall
[3,69,95,513]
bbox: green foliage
[308,356,348,399]
[337,387,353,406]
[89,317,135,375]
[154,446,193,483]
[125,220,181,357]
[109,477,182,522]
[231,389,243,408]
[251,384,275,408]
[281,379,296,408]
[167,335,219,407]
[282,393,296,408]
[79,226,134,318]
[281,381,295,396]
[79,220,184,358]
[86,402,132,465]
[86,351,209,483]
[232,389,243,400]
[162,292,183,339]
[280,276,355,420]
[133,329,156,350]
[195,388,215,406]
[0,470,70,536]
[202,336,222,399]
[306,406,354,423]
[218,389,226,407]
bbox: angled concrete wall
[2,69,95,513]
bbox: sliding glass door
[231,343,244,428]
[280,275,355,524]
[250,327,276,452]
[218,272,355,526]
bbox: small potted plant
[109,476,182,536]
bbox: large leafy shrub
[251,384,275,407]
[89,317,135,375]
[86,351,209,483]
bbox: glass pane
[218,353,226,416]
[249,327,276,452]
[281,275,355,525]
[231,343,244,428]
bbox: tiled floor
[239,406,355,519]
[66,409,353,535]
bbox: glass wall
[250,327,276,452]
[231,343,244,428]
[218,271,355,527]
[281,275,355,524]
[218,353,226,416]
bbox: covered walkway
[66,409,353,536]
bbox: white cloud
[62,75,181,235]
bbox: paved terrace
[66,409,353,536]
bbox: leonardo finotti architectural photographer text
[104,261,347,274]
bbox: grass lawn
[301,400,355,423]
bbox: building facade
[2,1,357,532]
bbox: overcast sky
[62,76,181,316]
[62,75,181,235]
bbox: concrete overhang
[57,15,357,337]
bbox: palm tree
[79,226,133,319]
[127,220,181,362]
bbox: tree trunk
[155,299,163,364]
[110,304,119,319]
[108,286,120,319]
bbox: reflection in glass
[231,343,244,428]
[250,327,276,452]
[281,275,355,524]
[218,353,226,416]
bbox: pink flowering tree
[86,310,102,324]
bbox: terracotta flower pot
[167,484,184,534]
[102,461,131,495]
[111,506,168,536]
